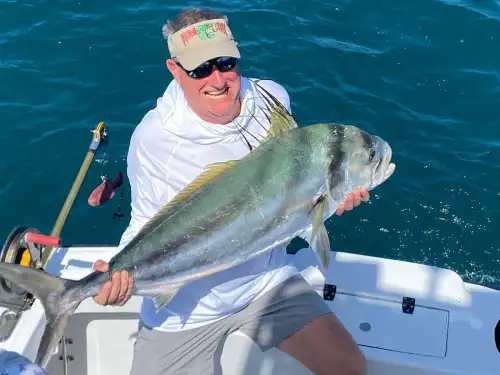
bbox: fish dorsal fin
[165,159,239,210]
[129,159,240,243]
[254,81,299,144]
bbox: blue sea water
[0,0,499,288]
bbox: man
[92,7,368,375]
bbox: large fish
[0,83,395,368]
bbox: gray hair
[162,8,229,40]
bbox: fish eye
[368,149,375,162]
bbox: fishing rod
[40,122,108,268]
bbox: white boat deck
[0,245,499,374]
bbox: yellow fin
[130,159,239,243]
[254,81,298,144]
[311,195,327,239]
[166,159,239,209]
[152,283,184,312]
[310,195,331,269]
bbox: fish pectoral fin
[152,285,184,312]
[310,222,331,270]
[310,195,331,269]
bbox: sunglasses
[176,56,238,79]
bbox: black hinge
[402,297,415,314]
[323,284,337,301]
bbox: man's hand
[92,260,133,306]
[335,188,370,216]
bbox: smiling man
[166,18,243,124]
[91,7,368,375]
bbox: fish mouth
[382,162,396,182]
[379,147,395,183]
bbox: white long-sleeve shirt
[118,77,303,331]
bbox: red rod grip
[24,232,60,247]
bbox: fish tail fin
[0,263,81,369]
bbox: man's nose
[208,68,225,87]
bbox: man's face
[167,57,242,124]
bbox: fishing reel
[0,226,59,310]
[0,227,59,343]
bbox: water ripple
[437,0,500,21]
[310,36,388,55]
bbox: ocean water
[0,0,499,288]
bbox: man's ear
[166,59,180,81]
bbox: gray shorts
[129,274,331,375]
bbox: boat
[0,125,497,374]
[0,227,498,375]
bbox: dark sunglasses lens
[189,64,212,78]
[188,57,238,78]
[217,57,237,72]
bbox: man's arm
[118,138,165,249]
[92,132,164,306]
